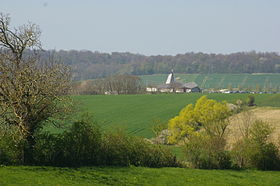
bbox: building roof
[157,70,199,90]
[157,82,182,89]
[182,82,199,89]
[157,82,199,89]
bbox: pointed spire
[166,69,175,84]
[171,69,174,82]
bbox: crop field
[1,166,280,186]
[71,93,280,138]
[141,73,280,90]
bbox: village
[146,71,279,94]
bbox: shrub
[173,96,233,169]
[33,132,64,166]
[61,120,102,166]
[249,142,280,170]
[231,120,280,170]
[0,125,25,165]
[246,95,255,106]
[184,134,231,169]
[34,120,102,167]
[34,121,179,167]
[230,138,251,169]
[168,96,232,144]
[152,119,167,136]
[247,120,280,170]
[101,130,178,167]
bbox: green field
[141,73,280,90]
[72,93,280,138]
[3,94,280,186]
[1,166,280,186]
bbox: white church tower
[165,69,175,84]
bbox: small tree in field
[246,95,255,107]
[0,13,71,164]
[168,96,233,168]
[168,96,232,144]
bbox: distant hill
[41,50,280,80]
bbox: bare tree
[0,13,71,164]
[105,75,144,94]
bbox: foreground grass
[70,93,280,138]
[1,166,280,186]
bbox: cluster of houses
[146,70,201,93]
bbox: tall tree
[0,13,71,164]
[168,96,232,144]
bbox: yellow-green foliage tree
[168,96,232,144]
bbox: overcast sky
[1,0,280,55]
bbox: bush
[184,134,231,169]
[61,120,102,166]
[247,95,255,107]
[231,120,280,170]
[34,121,179,167]
[152,119,167,136]
[168,96,231,144]
[0,125,25,165]
[34,120,102,167]
[249,120,280,170]
[101,130,178,167]
[250,142,280,170]
[230,138,251,169]
[33,132,64,166]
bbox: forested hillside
[42,50,280,80]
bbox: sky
[1,0,280,55]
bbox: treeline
[41,50,280,80]
[71,74,144,95]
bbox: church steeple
[165,69,175,84]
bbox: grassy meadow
[72,93,280,138]
[2,94,280,185]
[1,166,280,186]
[141,73,280,90]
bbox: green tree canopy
[168,96,232,144]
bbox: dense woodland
[40,50,280,80]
